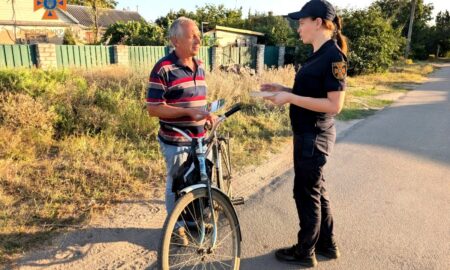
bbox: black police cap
[288,0,337,21]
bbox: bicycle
[158,103,244,270]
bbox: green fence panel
[56,45,113,68]
[129,46,169,71]
[239,47,256,67]
[0,44,264,71]
[264,46,280,68]
[0,44,37,68]
[198,47,212,71]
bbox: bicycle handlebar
[224,103,241,118]
[163,103,242,142]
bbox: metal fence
[0,44,289,71]
[56,45,114,68]
[0,44,37,68]
[264,46,280,68]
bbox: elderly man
[146,17,213,244]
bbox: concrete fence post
[35,44,57,69]
[112,45,129,66]
[256,44,265,74]
[278,46,286,67]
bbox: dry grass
[0,61,436,263]
[0,66,294,263]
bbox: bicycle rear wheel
[159,188,241,270]
[219,139,233,197]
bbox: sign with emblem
[34,0,67,20]
[332,61,347,80]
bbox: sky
[117,0,450,23]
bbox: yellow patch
[332,62,347,80]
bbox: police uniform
[290,38,347,257]
[280,0,348,262]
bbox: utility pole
[405,0,417,58]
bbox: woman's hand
[260,83,291,93]
[264,92,294,106]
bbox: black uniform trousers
[293,132,334,256]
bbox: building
[204,25,264,47]
[0,0,144,44]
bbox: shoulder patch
[332,61,347,80]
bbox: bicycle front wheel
[159,188,241,270]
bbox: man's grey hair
[168,17,197,40]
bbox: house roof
[208,26,265,37]
[0,20,73,27]
[64,5,144,28]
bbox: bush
[101,21,165,46]
[0,93,56,160]
[63,28,77,45]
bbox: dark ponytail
[333,15,348,56]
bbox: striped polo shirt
[146,51,208,146]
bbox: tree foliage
[342,7,405,74]
[371,0,434,59]
[245,12,297,46]
[101,21,165,46]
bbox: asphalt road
[236,65,450,270]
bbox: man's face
[172,22,201,58]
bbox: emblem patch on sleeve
[332,62,347,80]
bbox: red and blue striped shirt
[146,51,208,146]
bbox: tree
[405,0,417,58]
[371,0,434,59]
[101,21,165,46]
[342,7,405,74]
[154,5,298,46]
[194,4,244,29]
[434,10,450,57]
[154,9,197,41]
[245,12,297,46]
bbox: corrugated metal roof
[213,26,265,36]
[65,5,144,28]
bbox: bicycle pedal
[231,196,245,205]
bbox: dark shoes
[316,241,341,259]
[275,244,318,267]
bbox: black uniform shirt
[290,39,347,155]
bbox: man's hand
[186,108,210,121]
[260,83,291,93]
[264,92,294,106]
[205,114,219,129]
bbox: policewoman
[261,0,348,267]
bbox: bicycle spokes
[168,198,236,269]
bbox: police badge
[332,62,347,80]
[34,0,67,20]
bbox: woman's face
[297,17,321,44]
